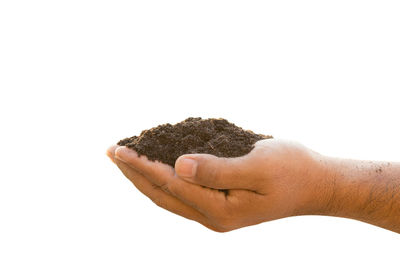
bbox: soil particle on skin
[117,117,272,167]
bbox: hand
[107,139,328,232]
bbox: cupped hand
[107,139,328,232]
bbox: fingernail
[176,158,197,178]
[106,145,119,161]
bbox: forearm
[315,156,400,233]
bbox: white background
[1,1,399,266]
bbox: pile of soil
[117,117,272,167]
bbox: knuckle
[210,158,234,185]
[201,159,223,179]
[214,169,225,183]
[202,220,231,233]
[211,201,242,230]
[208,166,224,185]
[217,217,235,231]
[163,182,181,197]
[209,225,231,233]
[206,198,225,216]
[159,183,170,193]
[213,211,235,230]
[150,182,171,194]
[151,196,166,209]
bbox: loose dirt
[118,117,272,167]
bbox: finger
[106,145,120,163]
[166,174,228,217]
[115,146,175,186]
[175,154,254,190]
[114,146,226,216]
[109,146,217,229]
[116,160,212,224]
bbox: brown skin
[107,139,400,233]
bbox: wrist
[305,156,384,219]
[308,155,344,216]
[290,152,337,217]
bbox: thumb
[175,154,250,190]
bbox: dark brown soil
[117,117,272,167]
